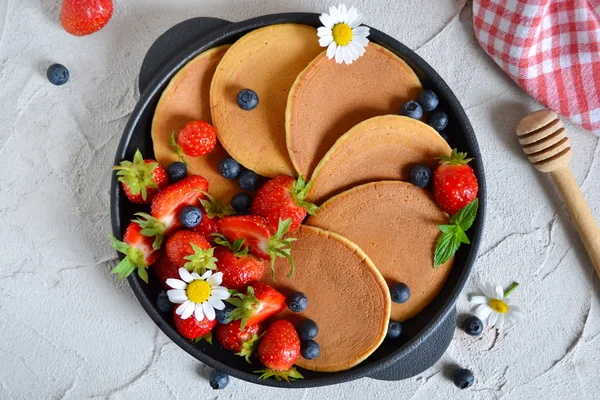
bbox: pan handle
[368,307,456,381]
[138,17,231,94]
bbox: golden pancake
[286,43,423,178]
[152,45,240,203]
[210,24,323,177]
[263,225,390,372]
[306,115,451,204]
[307,181,453,322]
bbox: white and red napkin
[473,0,600,136]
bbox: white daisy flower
[469,281,524,329]
[166,268,230,321]
[317,4,370,65]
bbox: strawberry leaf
[108,234,148,281]
[255,367,304,382]
[112,149,159,200]
[291,176,320,216]
[196,191,234,219]
[192,332,212,344]
[169,132,187,164]
[133,212,166,250]
[226,286,260,330]
[211,234,249,257]
[235,332,261,363]
[433,198,479,268]
[183,245,217,275]
[267,218,296,278]
[436,148,473,166]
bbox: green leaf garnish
[112,149,160,201]
[169,131,187,164]
[433,198,479,268]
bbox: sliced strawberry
[214,320,263,362]
[251,175,319,233]
[113,149,168,204]
[256,320,303,381]
[212,235,265,292]
[191,192,234,241]
[227,282,286,329]
[173,309,217,340]
[152,253,180,288]
[109,222,161,283]
[134,175,209,247]
[217,216,296,277]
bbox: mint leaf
[434,232,461,268]
[451,198,479,231]
[434,198,479,268]
[455,228,470,245]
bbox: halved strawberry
[217,216,296,277]
[152,253,179,288]
[134,175,209,247]
[109,221,161,283]
[256,320,303,381]
[227,282,286,330]
[191,192,234,241]
[251,175,318,233]
[212,235,265,292]
[113,149,168,204]
[214,320,263,362]
[173,309,217,340]
[165,230,217,274]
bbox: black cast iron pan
[110,13,486,388]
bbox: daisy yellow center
[186,280,211,303]
[489,298,509,314]
[332,23,353,46]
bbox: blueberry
[389,282,411,304]
[296,319,319,341]
[300,340,321,360]
[409,165,432,189]
[179,206,202,228]
[47,63,69,86]
[417,89,439,111]
[463,316,484,336]
[218,157,241,180]
[231,193,252,212]
[156,291,173,313]
[428,110,449,132]
[400,100,423,120]
[209,369,230,390]
[237,89,259,111]
[238,170,259,191]
[167,162,187,183]
[386,320,402,339]
[215,303,235,324]
[286,291,308,312]
[453,368,474,389]
[439,130,450,143]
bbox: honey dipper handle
[549,167,600,277]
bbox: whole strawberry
[256,320,303,381]
[214,320,263,362]
[212,235,265,292]
[191,192,234,240]
[61,0,113,37]
[433,149,479,215]
[171,121,217,159]
[173,309,217,339]
[152,253,180,288]
[113,149,168,204]
[251,175,319,233]
[109,221,161,283]
[165,230,217,274]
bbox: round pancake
[306,115,451,204]
[263,225,390,372]
[152,45,240,203]
[286,43,423,178]
[210,24,323,177]
[307,181,453,322]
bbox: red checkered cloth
[473,0,600,135]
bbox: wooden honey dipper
[516,110,600,277]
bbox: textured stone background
[0,0,599,399]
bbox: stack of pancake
[151,24,453,372]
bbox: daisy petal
[190,272,201,280]
[317,27,331,37]
[347,8,359,27]
[494,284,504,299]
[352,26,370,37]
[329,6,338,22]
[167,289,188,303]
[319,13,334,29]
[481,282,496,298]
[201,270,212,280]
[508,306,525,321]
[176,300,191,316]
[353,36,369,47]
[194,304,204,321]
[496,314,505,329]
[474,304,492,321]
[181,301,195,319]
[178,268,194,283]
[349,13,363,28]
[210,289,230,300]
[203,301,216,321]
[348,41,363,59]
[469,295,488,305]
[166,279,186,290]
[335,45,343,64]
[326,42,337,59]
[208,296,226,310]
[487,311,498,327]
[339,4,348,23]
[207,272,223,286]
[319,36,334,47]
